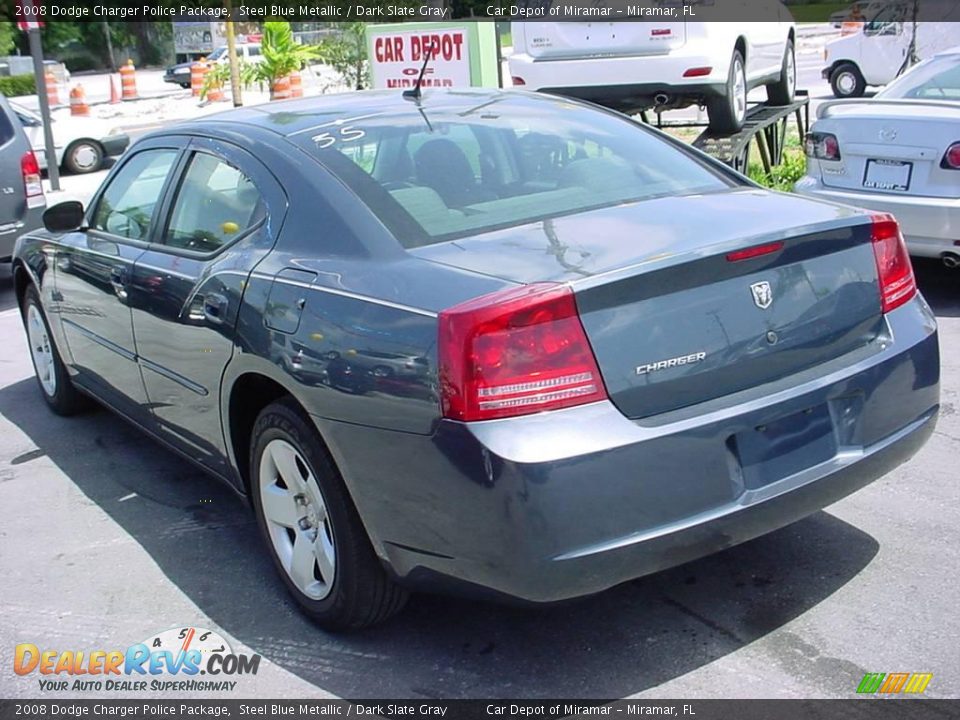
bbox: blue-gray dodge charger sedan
[12,89,939,630]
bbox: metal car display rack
[641,90,811,174]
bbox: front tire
[767,39,796,105]
[830,63,866,98]
[249,398,408,631]
[707,49,747,133]
[22,285,89,416]
[63,140,104,174]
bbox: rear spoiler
[817,98,960,120]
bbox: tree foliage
[317,22,367,91]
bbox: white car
[795,47,960,264]
[508,14,796,132]
[11,104,129,175]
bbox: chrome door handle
[110,267,128,300]
[203,293,228,325]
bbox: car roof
[182,88,573,140]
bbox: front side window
[162,152,264,253]
[295,93,733,247]
[92,149,178,240]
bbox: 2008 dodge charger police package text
[12,89,940,630]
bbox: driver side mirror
[43,201,85,233]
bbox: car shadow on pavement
[914,259,960,319]
[0,376,880,699]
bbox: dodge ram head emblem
[750,281,773,309]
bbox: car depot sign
[370,27,469,89]
[367,23,500,90]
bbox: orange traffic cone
[109,75,120,104]
[69,84,90,116]
[120,59,138,101]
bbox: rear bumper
[317,296,939,603]
[508,52,728,111]
[794,176,960,259]
[0,205,44,262]
[101,134,130,157]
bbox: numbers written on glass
[312,126,366,149]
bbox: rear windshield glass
[880,56,960,100]
[293,93,733,247]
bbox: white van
[823,7,960,97]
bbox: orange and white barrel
[69,84,90,116]
[270,75,291,101]
[44,70,61,107]
[120,59,138,101]
[289,71,303,98]
[190,58,208,97]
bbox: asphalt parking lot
[0,259,957,700]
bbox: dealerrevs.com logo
[14,627,261,693]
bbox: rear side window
[162,152,264,253]
[299,94,732,247]
[0,107,15,147]
[92,149,178,240]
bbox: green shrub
[748,149,807,192]
[0,73,37,97]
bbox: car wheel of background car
[22,285,89,416]
[250,398,408,630]
[767,39,796,105]
[830,63,866,98]
[63,140,103,174]
[180,82,190,89]
[708,49,747,133]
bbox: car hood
[409,188,868,284]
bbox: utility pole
[102,21,116,72]
[224,0,242,106]
[21,16,60,191]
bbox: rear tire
[249,398,408,631]
[830,63,866,98]
[707,50,747,133]
[22,285,89,416]
[767,39,796,105]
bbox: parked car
[11,103,129,174]
[12,89,939,630]
[823,6,960,97]
[796,46,960,264]
[0,95,44,263]
[508,16,796,132]
[163,44,262,88]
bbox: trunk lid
[414,189,885,419]
[524,20,685,60]
[814,101,960,199]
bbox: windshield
[294,93,734,247]
[207,47,226,61]
[879,54,960,101]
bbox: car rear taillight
[682,67,712,77]
[438,283,608,422]
[870,214,916,314]
[941,142,960,170]
[804,132,841,161]
[511,76,526,86]
[21,151,44,208]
